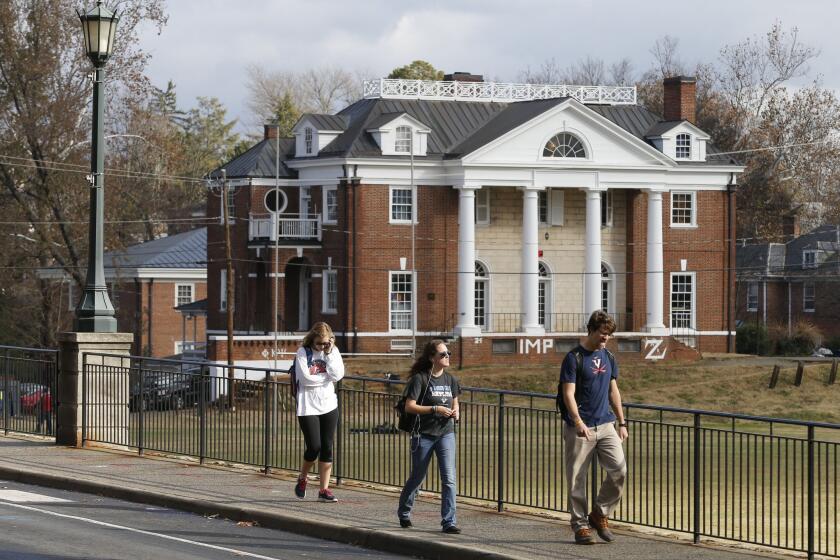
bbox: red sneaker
[294,477,307,499]
[318,489,338,503]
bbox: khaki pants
[564,421,627,530]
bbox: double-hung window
[323,186,338,224]
[475,189,490,225]
[389,272,413,331]
[671,191,696,227]
[802,250,819,269]
[395,126,411,153]
[803,282,816,312]
[390,186,414,223]
[176,283,194,307]
[746,282,759,312]
[676,133,691,159]
[322,270,338,313]
[304,127,313,154]
[670,273,696,329]
[600,190,613,227]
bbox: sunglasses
[315,341,331,347]
[437,351,452,358]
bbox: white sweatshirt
[294,346,345,416]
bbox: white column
[521,187,543,334]
[645,188,667,333]
[455,186,480,336]
[584,188,603,316]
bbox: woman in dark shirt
[397,339,462,534]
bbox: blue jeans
[397,432,457,528]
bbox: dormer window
[803,250,819,269]
[543,133,586,158]
[676,133,691,159]
[304,127,313,155]
[395,126,411,153]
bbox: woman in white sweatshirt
[292,322,345,502]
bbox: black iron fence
[78,352,839,559]
[0,345,58,437]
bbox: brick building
[42,228,207,358]
[736,222,840,344]
[206,75,741,367]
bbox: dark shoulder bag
[395,371,431,434]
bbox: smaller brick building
[41,228,208,358]
[736,223,840,345]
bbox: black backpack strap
[605,348,616,377]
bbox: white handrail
[363,78,636,105]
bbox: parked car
[130,372,202,411]
[20,384,49,413]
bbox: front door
[298,267,310,331]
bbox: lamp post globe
[74,1,120,333]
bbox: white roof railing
[363,78,637,105]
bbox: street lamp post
[74,1,119,333]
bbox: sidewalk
[0,435,787,560]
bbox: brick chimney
[782,214,800,239]
[663,76,696,124]
[444,72,484,82]
[264,124,279,140]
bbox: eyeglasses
[437,351,452,358]
[315,341,331,347]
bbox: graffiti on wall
[643,339,667,360]
[519,339,555,354]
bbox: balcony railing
[472,312,636,333]
[363,78,637,105]
[249,213,321,242]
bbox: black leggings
[297,408,339,463]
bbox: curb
[0,464,525,560]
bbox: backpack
[556,347,615,422]
[288,347,313,399]
[394,372,432,434]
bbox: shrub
[736,322,771,355]
[774,321,822,356]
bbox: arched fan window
[543,133,586,158]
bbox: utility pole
[272,123,280,438]
[410,133,416,357]
[221,168,235,411]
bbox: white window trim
[175,283,195,307]
[395,125,412,153]
[264,188,288,214]
[322,186,338,225]
[538,261,553,329]
[746,282,759,312]
[675,133,692,160]
[304,127,313,155]
[601,262,614,314]
[475,188,490,225]
[670,191,697,228]
[474,260,491,331]
[322,269,338,314]
[669,271,697,331]
[802,250,819,269]
[388,270,414,334]
[601,190,613,228]
[389,185,417,225]
[803,282,816,312]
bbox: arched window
[395,126,412,153]
[543,133,586,158]
[676,133,691,159]
[601,262,613,313]
[538,261,552,329]
[474,261,489,330]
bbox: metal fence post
[81,353,88,447]
[335,380,343,485]
[807,425,815,560]
[3,349,9,436]
[263,370,271,475]
[199,363,207,465]
[497,392,505,512]
[693,413,701,544]
[137,358,144,456]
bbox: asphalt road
[0,480,412,560]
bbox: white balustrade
[363,79,636,105]
[249,213,321,242]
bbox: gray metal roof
[105,228,206,270]
[737,226,840,280]
[735,244,770,278]
[644,120,684,137]
[211,96,739,176]
[175,298,208,314]
[303,114,349,131]
[210,138,297,180]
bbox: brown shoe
[574,527,595,544]
[588,511,615,542]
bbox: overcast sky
[137,0,840,134]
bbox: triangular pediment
[461,99,675,168]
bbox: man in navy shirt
[561,310,628,544]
